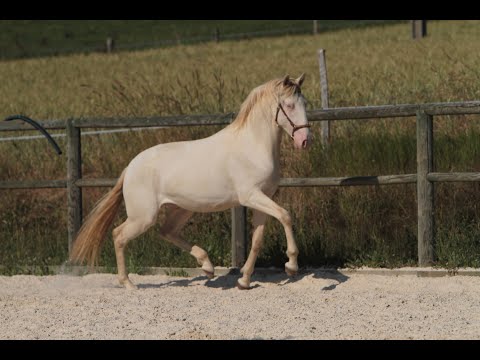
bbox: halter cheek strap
[275,103,311,138]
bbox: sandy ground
[1,269,480,340]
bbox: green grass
[0,20,402,60]
[1,20,480,274]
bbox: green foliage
[164,269,190,277]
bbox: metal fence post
[231,206,247,268]
[66,119,82,254]
[416,111,434,265]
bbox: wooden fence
[2,101,480,268]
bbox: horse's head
[275,74,311,150]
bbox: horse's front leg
[240,189,299,278]
[237,209,268,290]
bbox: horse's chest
[255,159,280,185]
[258,170,280,192]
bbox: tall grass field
[1,20,480,274]
[0,20,400,60]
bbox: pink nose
[293,129,310,150]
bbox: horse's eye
[286,103,295,110]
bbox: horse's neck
[241,105,282,160]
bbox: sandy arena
[1,269,480,340]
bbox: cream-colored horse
[70,74,311,290]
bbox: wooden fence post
[313,20,318,35]
[214,28,220,43]
[416,111,434,265]
[411,20,427,39]
[106,37,115,53]
[66,119,82,254]
[318,48,330,146]
[231,206,247,268]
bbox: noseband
[275,103,311,138]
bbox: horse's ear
[295,73,306,87]
[282,74,290,86]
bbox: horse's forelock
[270,78,301,102]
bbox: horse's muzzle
[293,128,310,150]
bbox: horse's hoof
[203,270,215,279]
[122,281,138,290]
[285,265,298,277]
[236,279,251,290]
[285,269,297,277]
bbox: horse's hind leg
[113,215,156,290]
[159,205,215,278]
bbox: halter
[275,103,311,138]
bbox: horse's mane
[229,77,301,131]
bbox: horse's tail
[69,169,126,267]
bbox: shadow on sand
[137,268,349,291]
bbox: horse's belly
[160,174,238,212]
[161,192,238,213]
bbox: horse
[69,74,311,290]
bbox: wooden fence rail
[3,101,480,132]
[2,101,480,267]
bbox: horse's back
[123,132,239,212]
